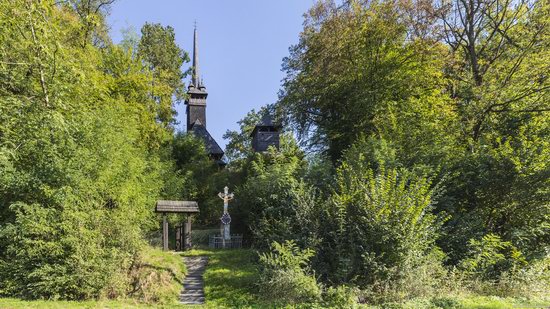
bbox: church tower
[186,27,207,131]
[185,27,225,162]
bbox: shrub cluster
[0,1,175,300]
[242,140,548,304]
[258,240,321,304]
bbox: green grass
[362,296,550,309]
[182,248,262,308]
[131,247,187,304]
[1,248,547,308]
[456,296,549,309]
[0,298,184,309]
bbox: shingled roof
[190,120,224,159]
[156,200,199,213]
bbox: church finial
[192,22,201,88]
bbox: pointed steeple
[184,25,224,162]
[186,22,208,130]
[191,24,202,88]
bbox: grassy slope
[1,248,547,308]
[0,246,187,309]
[0,248,260,309]
[131,247,187,304]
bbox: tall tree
[279,0,457,164]
[0,0,172,299]
[137,23,188,127]
[434,0,550,260]
[59,0,115,47]
[436,0,549,146]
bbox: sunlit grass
[2,249,547,308]
[0,298,184,308]
[182,248,262,308]
[360,295,550,309]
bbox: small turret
[251,114,281,152]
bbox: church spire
[192,23,202,88]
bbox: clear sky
[107,0,316,148]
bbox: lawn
[362,296,550,309]
[1,248,547,309]
[0,298,183,309]
[181,248,262,308]
[0,248,261,309]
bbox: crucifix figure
[218,186,234,247]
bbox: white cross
[218,186,234,243]
[218,186,234,214]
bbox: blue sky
[107,0,316,148]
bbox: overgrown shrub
[493,257,550,299]
[460,234,527,282]
[235,150,320,250]
[316,146,447,301]
[258,240,321,304]
[459,234,549,299]
[322,285,358,308]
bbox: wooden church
[186,28,281,159]
[185,28,225,164]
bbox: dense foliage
[234,148,317,249]
[319,154,444,292]
[0,0,548,306]
[0,0,191,300]
[258,241,321,304]
[278,0,549,264]
[223,0,549,305]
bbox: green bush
[322,285,358,308]
[316,144,447,301]
[235,149,320,250]
[460,234,527,282]
[258,241,321,304]
[459,235,549,299]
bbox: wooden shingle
[156,200,199,213]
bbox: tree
[165,132,227,226]
[234,148,317,250]
[279,0,457,164]
[0,1,172,299]
[137,23,188,127]
[59,0,115,47]
[433,0,550,261]
[436,0,549,146]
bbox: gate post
[184,215,192,250]
[162,213,168,251]
[175,225,182,251]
